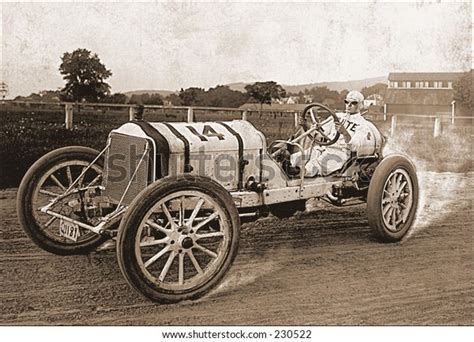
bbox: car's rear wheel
[17,146,108,255]
[116,174,240,303]
[367,154,418,242]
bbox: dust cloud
[382,129,472,240]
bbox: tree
[14,93,41,102]
[101,92,127,104]
[307,86,339,103]
[143,93,164,105]
[204,85,249,108]
[178,87,206,106]
[59,48,112,102]
[244,81,286,109]
[39,90,62,102]
[165,93,183,106]
[128,94,143,105]
[13,90,61,102]
[453,70,473,113]
[361,83,388,99]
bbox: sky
[1,1,472,98]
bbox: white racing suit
[290,112,376,177]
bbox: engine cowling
[102,120,266,204]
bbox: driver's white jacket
[290,112,374,177]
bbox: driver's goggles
[344,100,359,106]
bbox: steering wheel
[300,103,341,146]
[269,102,342,161]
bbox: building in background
[303,95,314,104]
[275,96,300,105]
[364,94,384,108]
[385,72,464,115]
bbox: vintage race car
[17,103,419,303]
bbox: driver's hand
[336,121,352,134]
[334,121,352,143]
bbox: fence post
[433,116,442,137]
[242,109,248,121]
[294,112,298,128]
[187,107,194,123]
[129,105,135,121]
[65,103,73,129]
[383,103,387,121]
[451,100,455,124]
[390,115,397,137]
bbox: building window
[397,80,454,89]
[432,81,447,88]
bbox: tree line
[11,48,472,111]
[12,48,288,108]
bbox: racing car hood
[107,120,266,191]
[110,120,266,154]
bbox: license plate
[59,219,81,242]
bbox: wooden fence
[1,100,472,138]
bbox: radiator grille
[102,133,152,205]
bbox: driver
[289,90,374,177]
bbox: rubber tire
[116,174,240,303]
[269,200,306,219]
[367,154,419,242]
[17,146,108,255]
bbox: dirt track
[1,172,472,325]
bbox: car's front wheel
[116,174,240,303]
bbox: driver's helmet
[345,90,364,103]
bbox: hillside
[123,89,177,98]
[123,76,387,97]
[226,76,387,93]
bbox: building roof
[385,89,454,105]
[388,72,465,81]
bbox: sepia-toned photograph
[0,0,472,330]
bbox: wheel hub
[181,236,194,249]
[387,190,402,209]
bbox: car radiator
[102,133,152,205]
